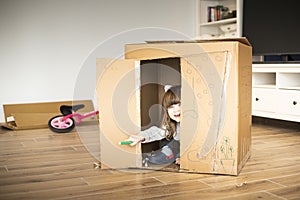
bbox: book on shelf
[207,5,230,22]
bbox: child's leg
[143,139,180,165]
[144,145,175,165]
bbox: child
[127,85,181,166]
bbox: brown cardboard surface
[96,59,142,169]
[97,39,252,175]
[2,100,96,130]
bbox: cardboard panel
[180,50,232,174]
[10,113,58,129]
[237,42,252,173]
[2,100,95,130]
[96,58,141,169]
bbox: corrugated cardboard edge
[145,37,251,47]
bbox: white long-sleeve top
[139,124,180,143]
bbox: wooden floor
[0,119,299,200]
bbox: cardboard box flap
[97,58,142,169]
[195,37,251,46]
[145,37,251,47]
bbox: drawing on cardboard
[180,51,231,162]
[218,136,235,173]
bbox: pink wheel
[48,115,75,133]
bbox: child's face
[167,103,181,122]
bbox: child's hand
[126,135,145,146]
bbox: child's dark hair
[162,85,181,140]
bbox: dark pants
[143,139,180,165]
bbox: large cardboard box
[96,38,252,175]
[2,100,96,130]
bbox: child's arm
[139,126,166,143]
[125,126,166,146]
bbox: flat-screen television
[243,0,300,63]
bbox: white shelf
[195,0,242,39]
[200,18,237,26]
[252,64,300,122]
[252,72,276,87]
[253,85,276,89]
[277,72,300,89]
[278,86,300,91]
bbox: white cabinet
[195,0,243,39]
[252,64,300,122]
[252,88,277,113]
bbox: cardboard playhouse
[2,100,96,130]
[96,38,252,175]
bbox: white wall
[0,0,196,122]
